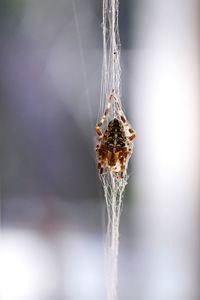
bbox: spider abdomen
[105,119,126,152]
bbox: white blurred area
[0,230,58,300]
[0,229,104,300]
[131,0,199,299]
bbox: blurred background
[0,0,199,300]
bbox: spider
[96,90,136,178]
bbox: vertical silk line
[101,1,125,300]
[111,0,116,90]
[98,1,135,300]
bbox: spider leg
[96,89,115,136]
[96,140,101,152]
[120,115,136,141]
[97,158,104,174]
[100,167,104,175]
[128,127,136,141]
[97,145,107,175]
[128,147,132,154]
[120,157,125,178]
[98,160,104,175]
[119,149,127,178]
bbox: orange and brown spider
[96,90,136,178]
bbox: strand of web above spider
[96,92,136,178]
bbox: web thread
[98,1,133,300]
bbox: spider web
[98,1,133,300]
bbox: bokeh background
[0,0,199,300]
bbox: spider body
[102,118,126,166]
[96,91,136,177]
[99,118,127,175]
